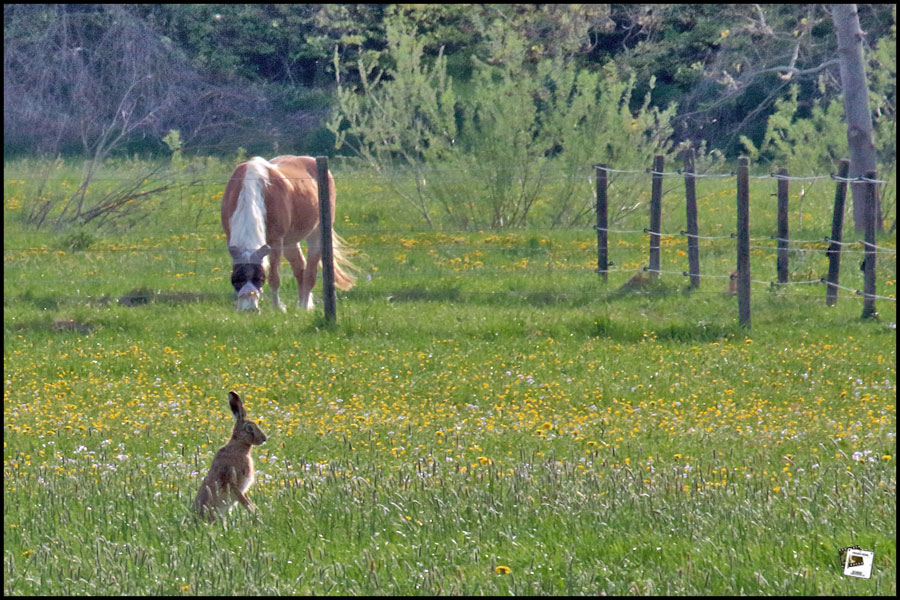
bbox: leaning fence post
[595,164,609,283]
[861,169,878,319]
[682,148,700,290]
[825,159,850,306]
[316,156,337,323]
[776,167,789,284]
[736,157,751,328]
[648,155,664,279]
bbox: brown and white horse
[221,155,356,311]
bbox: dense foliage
[4,4,895,163]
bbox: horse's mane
[229,157,272,264]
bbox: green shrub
[330,13,677,229]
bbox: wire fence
[592,154,895,325]
[4,159,893,183]
[594,164,888,184]
[4,158,896,317]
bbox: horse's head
[229,245,270,311]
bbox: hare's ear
[228,391,246,423]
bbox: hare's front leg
[232,486,257,512]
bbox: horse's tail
[330,231,358,291]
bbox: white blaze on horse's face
[236,281,262,312]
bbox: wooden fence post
[682,148,700,290]
[316,156,337,323]
[595,164,609,283]
[861,169,878,319]
[648,155,664,279]
[825,159,850,306]
[736,157,751,328]
[776,167,789,284]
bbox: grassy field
[3,156,896,595]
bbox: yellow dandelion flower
[495,565,511,574]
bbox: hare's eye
[244,423,254,433]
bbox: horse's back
[269,156,320,192]
[268,155,334,239]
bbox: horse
[221,155,356,311]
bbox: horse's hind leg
[268,242,287,312]
[284,242,312,311]
[298,230,322,312]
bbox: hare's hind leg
[194,485,216,522]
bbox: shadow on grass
[8,316,96,336]
[590,314,741,343]
[9,287,226,310]
[117,287,222,306]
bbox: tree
[832,4,883,232]
[594,4,893,159]
[3,5,241,229]
[329,12,676,229]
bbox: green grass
[4,157,896,595]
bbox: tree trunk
[831,4,882,232]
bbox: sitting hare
[194,391,267,521]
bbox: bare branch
[757,58,841,79]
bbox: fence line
[594,155,894,323]
[593,164,889,184]
[5,163,891,184]
[5,159,896,321]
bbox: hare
[724,270,738,296]
[194,391,267,521]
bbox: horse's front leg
[299,232,322,312]
[284,242,313,311]
[267,243,287,312]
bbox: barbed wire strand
[859,240,897,253]
[590,164,890,184]
[821,278,898,302]
[593,227,896,254]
